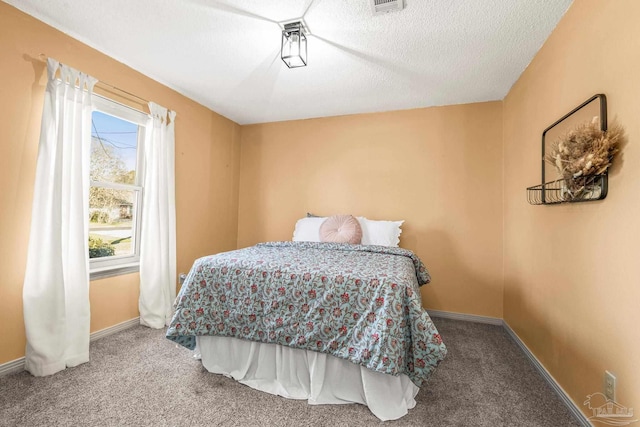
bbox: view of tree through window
[89,111,140,259]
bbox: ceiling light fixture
[281,21,307,68]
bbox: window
[89,95,148,279]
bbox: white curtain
[23,59,96,376]
[139,102,177,328]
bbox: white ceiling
[6,0,572,124]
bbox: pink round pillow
[319,215,362,244]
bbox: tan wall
[0,2,241,364]
[503,0,640,417]
[238,103,504,318]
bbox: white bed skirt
[196,336,419,421]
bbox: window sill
[90,263,139,281]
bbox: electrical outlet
[604,371,616,401]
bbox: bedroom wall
[503,0,640,417]
[238,102,504,318]
[0,2,241,365]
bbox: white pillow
[292,217,326,242]
[292,215,404,247]
[357,217,404,247]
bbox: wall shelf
[527,94,608,205]
[526,174,607,205]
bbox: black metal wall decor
[527,94,608,205]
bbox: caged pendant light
[281,21,307,68]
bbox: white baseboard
[427,309,504,325]
[90,317,140,342]
[503,321,591,427]
[0,357,26,377]
[0,317,140,377]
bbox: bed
[166,240,446,420]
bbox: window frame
[89,95,148,280]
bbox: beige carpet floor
[0,318,580,426]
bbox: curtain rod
[38,54,150,105]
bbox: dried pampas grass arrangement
[545,121,624,180]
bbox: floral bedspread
[166,241,447,386]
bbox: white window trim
[90,95,149,281]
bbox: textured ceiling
[6,0,572,124]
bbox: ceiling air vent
[370,0,404,15]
